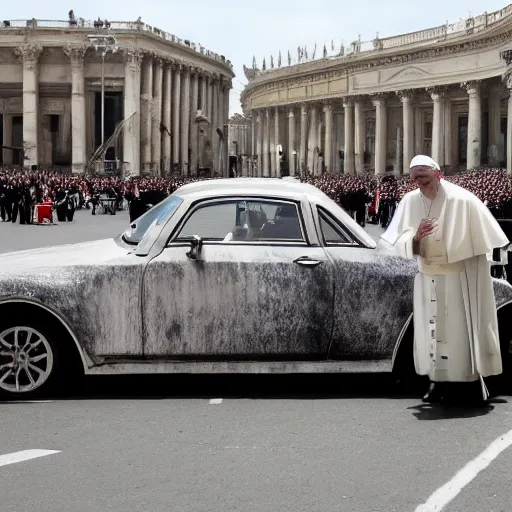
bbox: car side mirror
[185,235,203,260]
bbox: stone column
[397,90,414,172]
[427,86,445,166]
[288,107,296,176]
[300,104,307,175]
[323,102,333,173]
[189,68,199,176]
[504,73,512,174]
[274,106,280,177]
[200,74,208,114]
[263,108,270,177]
[354,97,365,174]
[414,107,422,156]
[2,115,12,165]
[488,83,502,166]
[256,111,262,176]
[162,62,173,175]
[151,58,163,174]
[211,75,219,174]
[251,113,256,159]
[308,105,318,174]
[461,81,482,170]
[140,53,153,173]
[172,63,181,169]
[224,83,230,128]
[64,44,88,174]
[180,65,191,176]
[207,75,214,122]
[395,125,402,175]
[372,94,387,175]
[343,98,355,174]
[121,49,142,177]
[14,43,42,168]
[218,79,225,176]
[444,97,453,167]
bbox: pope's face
[410,165,438,191]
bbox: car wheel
[0,322,61,398]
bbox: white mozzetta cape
[382,179,509,378]
[382,180,508,262]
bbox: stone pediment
[381,66,432,83]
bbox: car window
[318,208,353,245]
[175,199,305,243]
[122,195,183,245]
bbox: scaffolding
[86,112,135,176]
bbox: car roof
[174,178,329,200]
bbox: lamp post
[87,34,118,159]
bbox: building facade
[227,113,252,176]
[0,18,233,175]
[241,4,512,177]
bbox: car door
[142,196,334,358]
[313,204,414,361]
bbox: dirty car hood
[0,238,132,276]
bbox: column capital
[63,44,89,67]
[371,93,387,106]
[172,60,183,72]
[396,89,415,102]
[14,43,43,70]
[342,96,354,107]
[503,71,512,91]
[461,80,481,95]
[287,106,295,117]
[323,102,333,113]
[300,103,308,115]
[153,56,164,69]
[426,85,447,100]
[122,48,144,69]
[500,49,512,66]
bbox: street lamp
[87,34,118,153]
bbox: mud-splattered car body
[1,178,511,376]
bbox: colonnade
[124,49,231,176]
[249,79,512,176]
[10,43,232,175]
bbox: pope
[382,155,509,405]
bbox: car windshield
[122,195,183,245]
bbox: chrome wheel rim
[0,327,54,393]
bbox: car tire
[0,320,64,399]
[486,315,512,398]
[392,326,428,395]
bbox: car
[1,178,512,398]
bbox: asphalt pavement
[1,210,512,512]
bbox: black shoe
[422,382,444,403]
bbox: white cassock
[382,179,509,397]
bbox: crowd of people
[1,166,512,227]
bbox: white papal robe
[382,180,509,396]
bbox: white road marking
[209,398,223,405]
[0,449,60,467]
[415,428,512,512]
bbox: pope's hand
[414,218,437,242]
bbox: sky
[2,0,509,116]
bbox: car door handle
[294,256,323,268]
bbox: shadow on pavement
[3,372,508,403]
[407,403,496,420]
